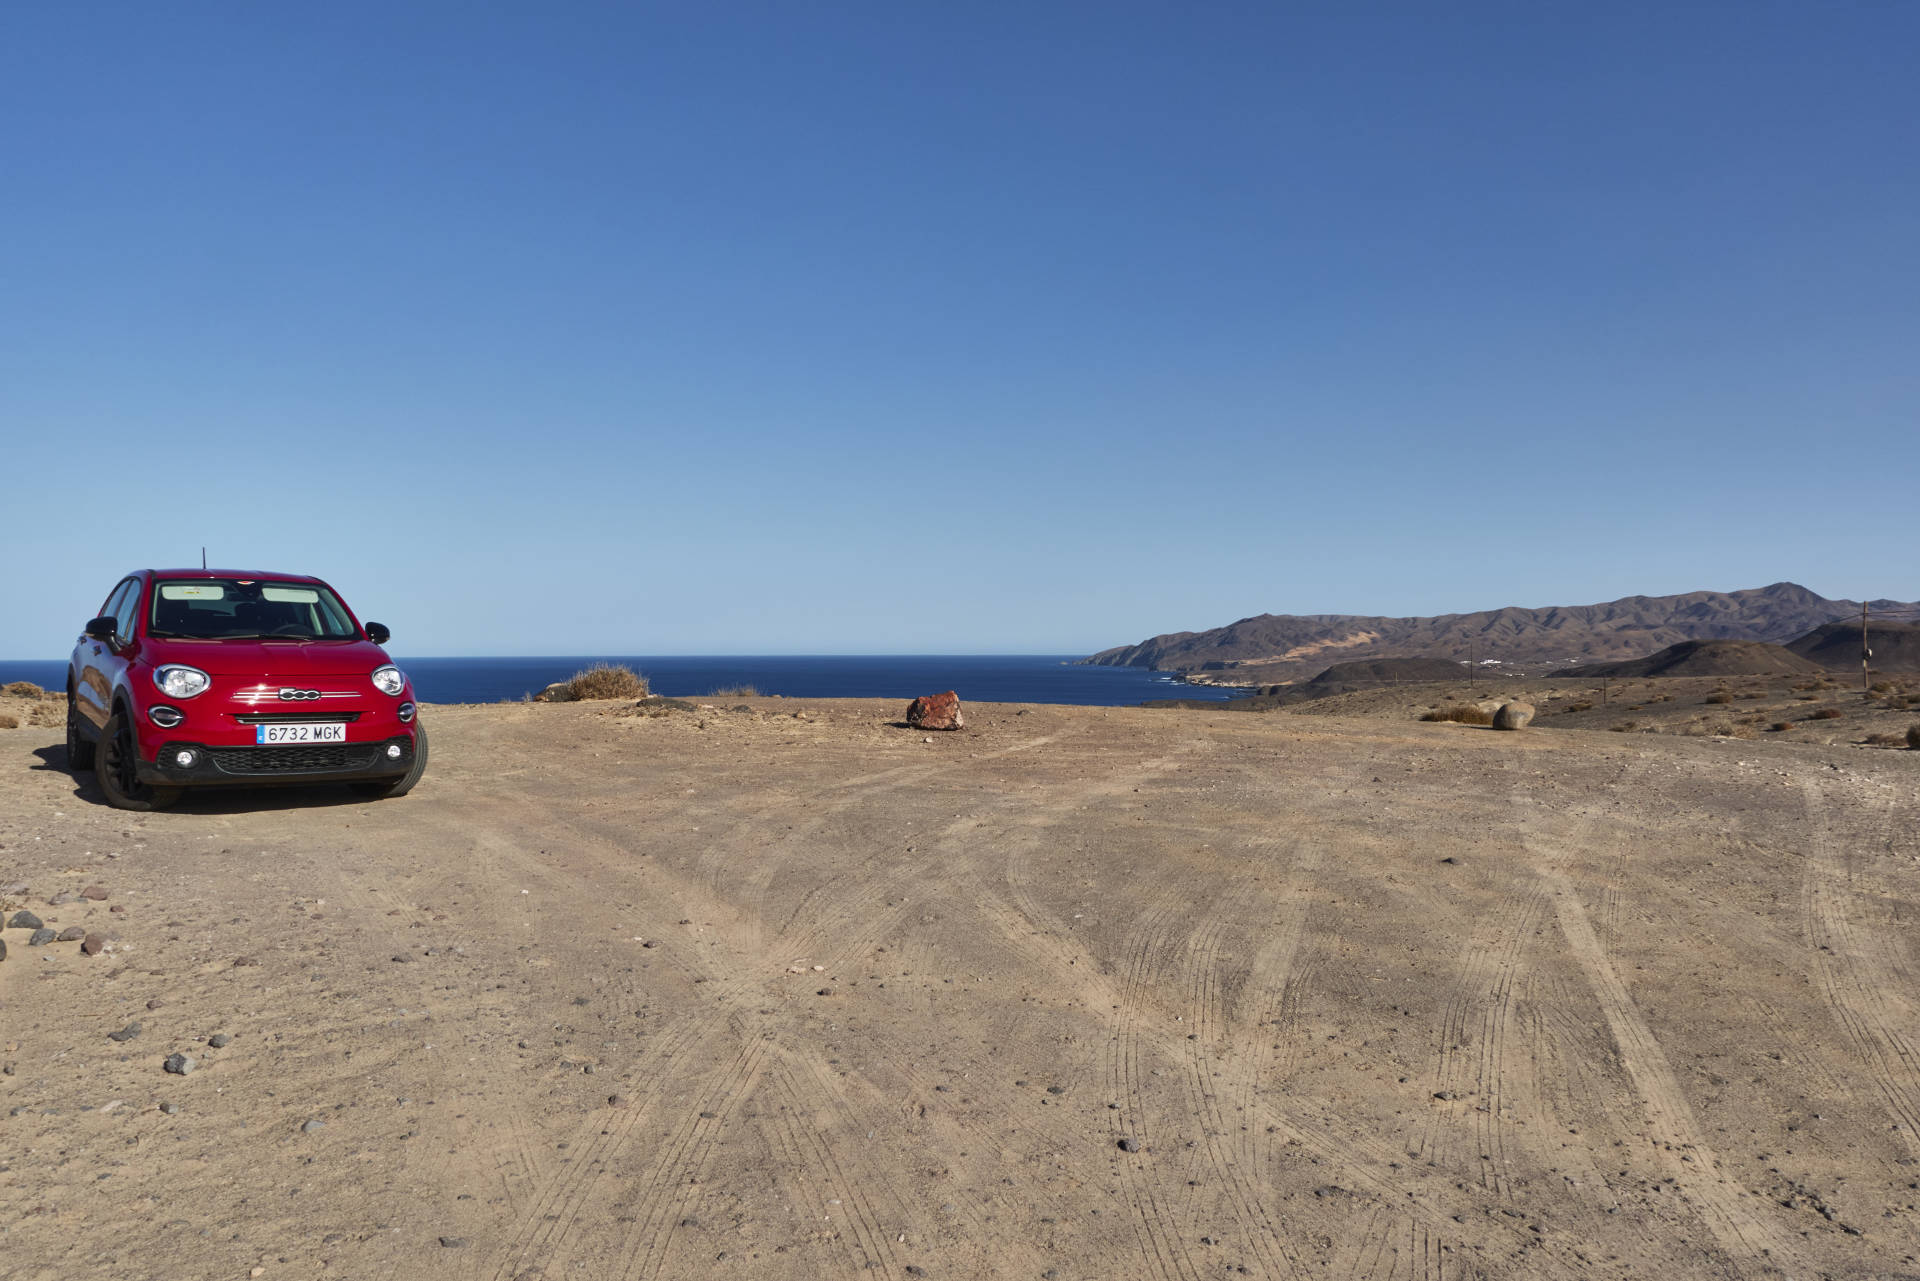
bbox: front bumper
[136,734,416,787]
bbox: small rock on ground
[208,1033,232,1048]
[108,1022,143,1043]
[1118,1137,1141,1153]
[9,911,45,930]
[301,1119,325,1133]
[163,1053,197,1075]
[438,1236,470,1248]
[81,933,104,956]
[28,928,56,946]
[56,926,86,942]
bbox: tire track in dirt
[1171,840,1318,1280]
[610,1029,778,1281]
[1547,864,1804,1277]
[1797,776,1920,1152]
[981,754,1601,1280]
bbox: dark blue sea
[0,655,1240,707]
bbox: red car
[66,569,427,810]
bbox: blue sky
[4,2,1915,656]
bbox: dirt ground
[3,697,1919,1280]
[1278,674,1920,749]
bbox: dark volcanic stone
[1118,1137,1140,1153]
[8,911,44,930]
[56,926,86,942]
[28,929,55,946]
[208,1033,232,1049]
[108,1022,143,1043]
[163,1053,196,1075]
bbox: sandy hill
[1549,639,1824,679]
[1787,620,1920,673]
[1084,582,1920,679]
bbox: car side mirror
[365,622,391,645]
[84,616,116,642]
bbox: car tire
[354,723,428,800]
[66,692,97,771]
[97,708,181,812]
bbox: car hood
[140,637,395,680]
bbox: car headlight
[153,665,210,699]
[371,665,406,696]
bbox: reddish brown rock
[906,691,965,731]
[81,886,109,901]
[81,933,105,956]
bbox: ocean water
[0,655,1239,708]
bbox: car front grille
[232,712,363,724]
[208,744,383,774]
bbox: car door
[75,577,136,731]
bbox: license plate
[255,722,346,745]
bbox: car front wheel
[96,709,181,811]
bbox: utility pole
[1863,601,1872,700]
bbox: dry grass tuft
[1420,705,1492,726]
[1863,733,1907,746]
[708,684,759,698]
[1769,722,1793,733]
[1,681,43,698]
[0,713,18,730]
[1808,708,1844,721]
[1704,691,1734,704]
[1563,700,1594,713]
[565,663,650,701]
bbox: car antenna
[201,546,207,570]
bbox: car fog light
[386,744,403,759]
[174,749,197,768]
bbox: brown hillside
[1085,583,1920,679]
[1787,620,1920,673]
[1548,639,1823,679]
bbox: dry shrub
[1808,708,1844,721]
[1884,695,1911,711]
[1,681,42,698]
[1871,680,1894,694]
[1704,691,1734,705]
[708,684,759,698]
[1420,705,1492,725]
[1909,724,1920,750]
[1769,722,1793,733]
[564,663,649,701]
[0,713,17,730]
[1610,721,1638,733]
[1564,700,1594,713]
[1864,733,1906,746]
[1791,680,1820,692]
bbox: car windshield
[147,579,361,641]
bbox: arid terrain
[4,693,1920,1280]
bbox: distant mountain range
[1081,583,1920,681]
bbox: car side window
[110,579,142,642]
[97,581,132,634]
